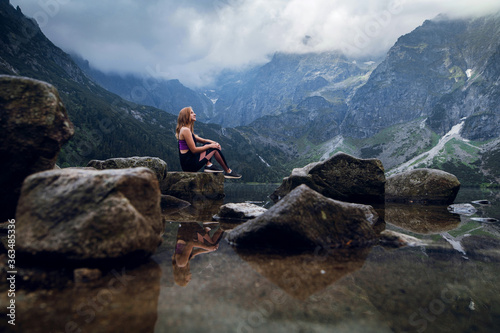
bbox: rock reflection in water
[1,261,161,333]
[234,247,372,300]
[172,222,224,286]
[163,198,224,222]
[385,203,461,234]
[352,239,500,333]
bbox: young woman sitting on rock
[175,106,241,179]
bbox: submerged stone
[379,230,425,248]
[228,184,379,251]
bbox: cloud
[10,0,500,88]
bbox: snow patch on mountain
[389,120,476,175]
[320,136,345,161]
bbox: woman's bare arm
[195,134,223,150]
[180,127,218,153]
[194,134,214,144]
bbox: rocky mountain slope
[3,0,499,186]
[336,13,500,186]
[0,1,176,167]
[226,13,500,186]
[71,54,216,121]
[342,13,500,140]
[0,0,284,182]
[207,52,379,127]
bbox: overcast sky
[10,0,500,88]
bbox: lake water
[2,185,500,333]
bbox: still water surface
[3,185,500,333]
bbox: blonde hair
[175,107,194,139]
[172,255,191,287]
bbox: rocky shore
[0,75,470,283]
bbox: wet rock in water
[379,230,425,248]
[0,75,74,221]
[472,199,491,205]
[160,194,190,209]
[214,202,267,222]
[385,168,460,205]
[270,152,385,205]
[447,203,477,216]
[385,203,461,234]
[160,194,191,217]
[470,217,499,223]
[16,167,163,263]
[87,156,167,189]
[161,172,225,202]
[15,261,162,333]
[228,184,379,251]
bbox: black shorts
[179,148,216,172]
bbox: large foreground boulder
[87,156,167,188]
[161,172,225,202]
[270,152,385,205]
[16,167,163,263]
[228,185,379,251]
[0,75,74,221]
[386,168,460,204]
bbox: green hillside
[0,1,284,182]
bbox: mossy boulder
[161,172,225,202]
[386,168,460,205]
[270,152,385,205]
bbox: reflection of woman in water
[172,223,224,286]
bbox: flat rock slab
[16,167,163,263]
[87,156,168,189]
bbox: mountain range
[0,0,287,182]
[1,0,499,186]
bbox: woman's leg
[201,149,230,172]
[213,150,229,171]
